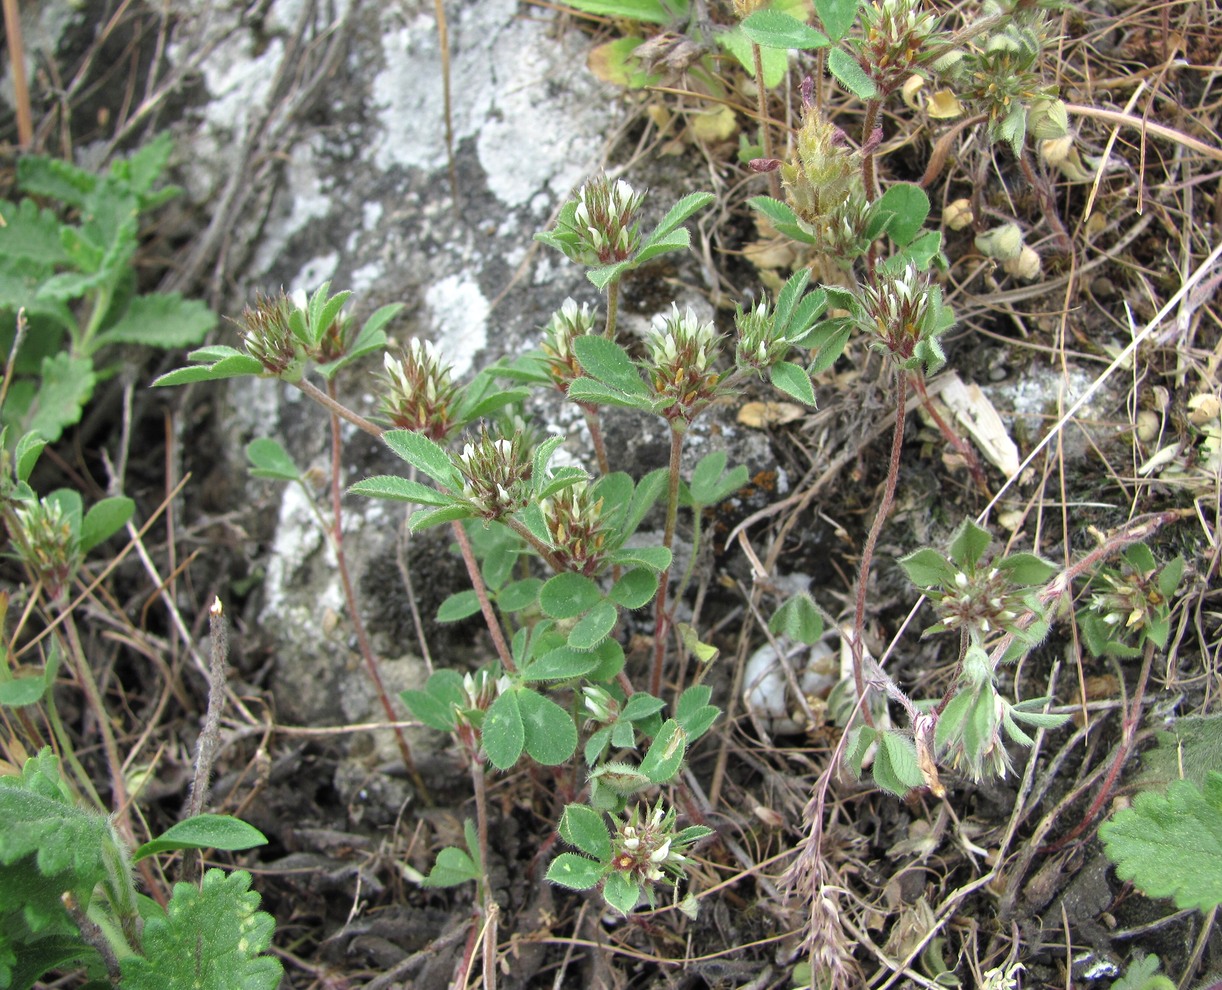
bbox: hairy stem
[860,98,882,202]
[503,516,565,573]
[649,426,685,698]
[603,278,621,339]
[326,382,427,795]
[850,371,908,726]
[296,377,383,438]
[752,42,781,200]
[581,404,611,477]
[452,520,516,673]
[183,597,229,884]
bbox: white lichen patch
[425,274,489,377]
[371,0,612,210]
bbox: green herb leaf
[769,594,824,645]
[382,429,458,487]
[572,336,651,397]
[606,546,672,571]
[769,360,817,406]
[639,719,686,783]
[948,519,991,570]
[420,847,481,887]
[246,437,301,482]
[120,869,282,990]
[568,601,618,650]
[814,0,860,41]
[828,48,877,99]
[94,293,216,349]
[134,815,268,862]
[602,871,640,915]
[546,852,607,890]
[436,590,481,623]
[1099,772,1222,912]
[609,568,660,609]
[539,573,602,619]
[349,475,457,507]
[78,496,134,554]
[873,183,929,248]
[898,547,954,589]
[740,10,829,49]
[559,804,612,861]
[519,688,578,765]
[483,690,526,770]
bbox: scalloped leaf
[1099,772,1222,912]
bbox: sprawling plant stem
[582,405,611,476]
[326,382,425,791]
[850,370,908,725]
[860,98,882,202]
[183,597,228,884]
[603,279,621,339]
[649,427,685,697]
[452,519,517,673]
[752,42,782,200]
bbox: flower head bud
[551,175,645,266]
[943,198,974,231]
[734,297,796,373]
[540,298,599,392]
[859,0,943,93]
[237,290,305,380]
[455,428,533,519]
[644,305,723,425]
[541,481,610,574]
[11,497,80,600]
[857,264,952,371]
[582,685,619,723]
[379,339,460,440]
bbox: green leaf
[21,353,94,443]
[588,260,634,292]
[567,376,656,411]
[540,572,603,619]
[151,353,264,386]
[588,36,664,89]
[1099,772,1222,912]
[572,336,650,397]
[898,547,954,589]
[686,451,748,506]
[519,688,578,765]
[349,475,457,507]
[497,577,542,613]
[14,432,47,483]
[769,360,817,406]
[382,429,458,487]
[641,191,715,248]
[748,194,803,230]
[996,551,1057,586]
[814,0,859,41]
[483,690,526,770]
[639,719,687,783]
[559,0,681,25]
[0,198,72,265]
[828,48,877,99]
[805,321,852,374]
[134,815,268,862]
[420,846,481,887]
[436,590,481,623]
[119,869,282,990]
[93,293,216,349]
[769,593,824,645]
[78,496,134,554]
[619,468,667,539]
[948,519,991,570]
[609,568,659,609]
[718,27,789,87]
[568,600,618,650]
[585,726,614,765]
[621,693,667,722]
[740,9,829,49]
[606,546,672,571]
[401,670,465,731]
[559,804,612,861]
[246,437,301,482]
[0,674,51,708]
[546,852,607,891]
[587,638,627,682]
[674,684,719,741]
[523,644,604,681]
[872,731,924,797]
[873,183,929,248]
[408,503,476,531]
[602,871,640,915]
